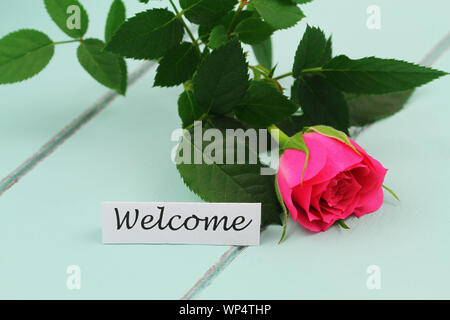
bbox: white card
[102,202,261,246]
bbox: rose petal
[292,186,321,222]
[277,173,300,221]
[295,205,336,232]
[323,172,362,213]
[319,205,341,224]
[277,133,388,232]
[350,155,387,218]
[303,133,365,185]
[310,181,329,214]
[277,133,328,188]
[351,139,387,175]
[354,185,385,217]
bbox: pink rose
[277,132,387,232]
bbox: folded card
[102,202,261,246]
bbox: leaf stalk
[53,39,81,45]
[227,0,248,36]
[273,71,293,80]
[168,0,201,54]
[267,124,290,148]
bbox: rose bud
[277,132,387,232]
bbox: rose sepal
[275,176,289,244]
[304,125,361,156]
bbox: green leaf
[291,0,313,3]
[305,125,360,155]
[208,25,228,49]
[317,55,448,94]
[193,38,249,115]
[77,38,127,94]
[180,0,238,25]
[178,90,203,128]
[277,114,314,137]
[0,29,54,84]
[105,8,184,60]
[44,0,89,39]
[105,0,126,43]
[176,124,282,227]
[197,10,252,42]
[251,0,305,30]
[222,9,256,28]
[252,38,273,69]
[293,25,332,77]
[154,42,201,87]
[118,57,128,95]
[235,80,298,126]
[198,24,213,43]
[234,17,273,45]
[347,91,413,126]
[295,76,350,133]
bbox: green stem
[300,67,323,74]
[227,0,247,36]
[273,67,323,80]
[273,71,293,80]
[53,39,81,45]
[168,0,201,54]
[267,124,289,148]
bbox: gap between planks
[0,62,156,196]
[0,31,448,300]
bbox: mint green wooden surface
[194,71,450,299]
[0,65,233,299]
[193,0,450,298]
[0,0,228,299]
[0,0,449,299]
[0,0,149,178]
